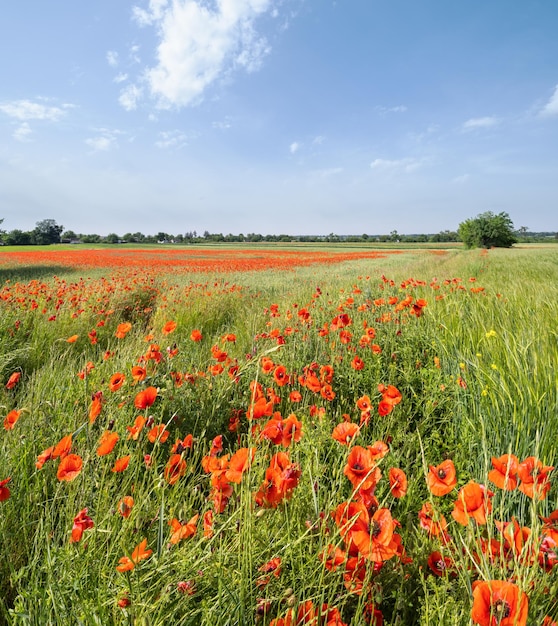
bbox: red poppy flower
[389,468,408,498]
[190,329,203,342]
[517,456,554,500]
[127,415,146,440]
[57,454,83,482]
[109,372,126,392]
[116,538,152,572]
[471,580,528,626]
[427,460,457,496]
[488,454,519,491]
[162,320,177,335]
[89,393,103,424]
[147,424,169,443]
[111,455,131,473]
[134,386,158,409]
[0,477,11,501]
[118,496,134,518]
[70,508,94,543]
[131,366,146,383]
[115,322,132,339]
[97,431,119,456]
[344,446,378,491]
[332,422,360,446]
[3,409,21,430]
[169,514,199,544]
[451,481,493,526]
[5,371,21,389]
[164,454,187,485]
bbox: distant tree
[62,230,78,241]
[5,229,33,245]
[458,211,517,249]
[81,234,102,243]
[32,219,64,245]
[105,233,120,244]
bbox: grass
[0,245,557,625]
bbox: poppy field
[1,244,557,625]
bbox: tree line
[1,213,556,248]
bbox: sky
[1,0,557,237]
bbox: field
[1,244,557,625]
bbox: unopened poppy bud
[108,419,115,430]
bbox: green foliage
[457,211,517,249]
[1,247,557,625]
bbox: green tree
[32,219,64,245]
[457,211,517,249]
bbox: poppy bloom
[289,390,302,403]
[356,396,372,412]
[427,551,454,577]
[116,538,153,572]
[3,409,21,430]
[273,365,289,387]
[351,356,365,371]
[89,393,103,424]
[109,372,126,392]
[488,454,519,491]
[131,366,146,383]
[517,456,554,500]
[344,446,379,491]
[115,322,132,339]
[147,424,169,444]
[134,386,158,410]
[36,446,55,469]
[427,460,457,496]
[97,431,119,456]
[162,320,177,335]
[451,481,493,526]
[66,334,79,343]
[169,514,199,544]
[418,502,449,538]
[190,329,202,342]
[52,434,73,459]
[57,454,83,482]
[70,508,94,543]
[471,580,528,626]
[164,454,187,485]
[127,415,146,440]
[332,422,360,446]
[389,468,408,498]
[118,496,134,518]
[225,447,256,483]
[111,456,131,473]
[0,477,11,501]
[5,371,21,389]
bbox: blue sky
[1,0,557,237]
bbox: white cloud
[290,141,300,154]
[462,116,500,131]
[212,117,232,130]
[316,167,343,178]
[375,105,408,114]
[0,99,68,121]
[113,72,129,84]
[85,129,121,152]
[130,0,274,109]
[155,129,189,149]
[13,123,32,142]
[540,85,558,117]
[370,157,422,172]
[312,135,324,145]
[119,84,143,111]
[106,50,119,67]
[452,174,470,184]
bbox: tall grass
[0,246,557,625]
